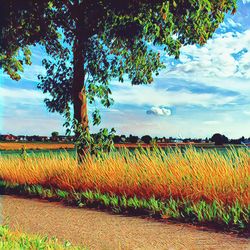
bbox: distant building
[39,136,49,142]
[17,135,27,141]
[157,138,167,143]
[50,135,74,142]
[57,135,67,142]
[67,136,75,142]
[172,139,183,143]
[0,134,17,141]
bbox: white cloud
[0,87,45,105]
[237,50,250,79]
[146,107,171,116]
[20,64,46,82]
[203,120,220,125]
[158,30,250,102]
[242,0,250,4]
[164,30,250,81]
[243,110,250,116]
[2,116,65,135]
[220,18,242,30]
[0,87,64,135]
[111,84,238,107]
[227,18,242,28]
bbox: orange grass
[0,147,249,206]
[0,142,74,151]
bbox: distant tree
[128,135,139,144]
[141,135,152,144]
[210,133,229,145]
[1,0,237,159]
[51,131,59,142]
[51,131,59,138]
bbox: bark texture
[72,30,89,159]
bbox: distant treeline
[0,132,249,146]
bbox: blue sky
[1,0,250,138]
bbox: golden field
[0,142,75,151]
[0,147,249,206]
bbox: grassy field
[0,148,76,158]
[0,141,243,152]
[0,142,74,151]
[0,141,244,158]
[0,146,249,230]
[0,225,85,249]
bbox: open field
[0,141,197,151]
[0,141,243,151]
[0,147,249,230]
[0,142,75,151]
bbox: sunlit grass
[0,146,249,206]
[0,225,85,249]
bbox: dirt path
[1,195,249,250]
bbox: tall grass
[0,147,249,206]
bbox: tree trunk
[72,34,89,161]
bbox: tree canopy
[51,131,59,138]
[210,133,229,145]
[0,0,237,156]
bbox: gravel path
[1,195,249,250]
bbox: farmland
[0,142,74,151]
[0,141,243,151]
[0,141,243,157]
[0,146,249,231]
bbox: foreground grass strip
[0,181,248,232]
[0,225,85,250]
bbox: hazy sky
[1,0,250,138]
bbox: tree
[141,135,152,144]
[210,133,229,146]
[51,131,59,138]
[51,131,59,141]
[0,0,237,158]
[128,134,139,144]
